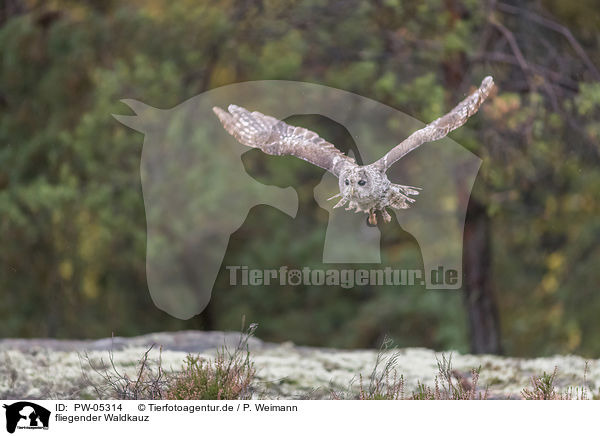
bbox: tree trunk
[441,0,502,355]
[463,198,502,354]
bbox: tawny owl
[213,76,494,225]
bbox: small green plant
[521,365,589,400]
[409,355,488,400]
[411,380,439,400]
[166,324,257,400]
[521,367,560,400]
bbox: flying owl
[213,76,494,225]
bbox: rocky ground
[0,331,596,399]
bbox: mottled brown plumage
[213,76,494,224]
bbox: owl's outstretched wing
[212,105,355,177]
[372,76,495,172]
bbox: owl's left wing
[213,105,355,177]
[372,76,494,172]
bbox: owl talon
[381,208,391,223]
[368,210,377,226]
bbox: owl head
[338,166,387,202]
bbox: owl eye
[358,180,366,186]
[345,179,349,185]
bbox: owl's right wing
[213,105,355,177]
[372,76,494,172]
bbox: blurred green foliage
[1,0,599,357]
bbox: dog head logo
[114,80,482,319]
[3,402,50,433]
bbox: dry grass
[80,324,258,400]
[355,339,488,400]
[80,343,168,400]
[354,339,595,400]
[357,336,405,400]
